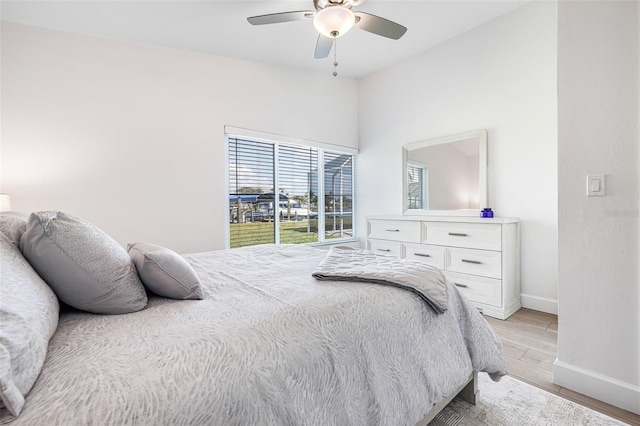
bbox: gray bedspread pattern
[312,246,449,314]
[4,244,506,425]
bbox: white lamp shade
[0,194,11,212]
[313,6,355,38]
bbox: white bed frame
[416,373,478,426]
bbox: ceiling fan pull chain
[333,38,338,77]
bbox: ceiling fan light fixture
[313,6,355,38]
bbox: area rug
[429,374,627,425]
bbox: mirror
[402,129,487,215]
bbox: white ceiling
[0,0,529,79]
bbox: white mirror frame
[402,129,488,216]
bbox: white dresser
[366,216,520,319]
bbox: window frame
[407,160,429,211]
[225,127,357,249]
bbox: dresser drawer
[445,272,502,307]
[423,222,501,250]
[446,247,501,279]
[404,243,445,270]
[367,239,402,257]
[368,220,421,243]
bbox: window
[323,152,353,241]
[407,162,428,210]
[228,135,355,249]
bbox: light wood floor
[486,308,640,425]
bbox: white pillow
[128,242,203,300]
[0,233,59,418]
[0,212,28,247]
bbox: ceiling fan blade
[247,11,314,26]
[353,12,407,40]
[314,34,334,59]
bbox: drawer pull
[376,249,391,252]
[414,253,431,258]
[461,259,482,265]
[385,228,400,232]
[454,283,468,288]
[448,232,468,237]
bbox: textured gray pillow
[128,242,203,300]
[20,211,148,314]
[0,233,59,418]
[0,212,28,247]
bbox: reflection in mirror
[403,130,487,215]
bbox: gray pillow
[0,233,59,418]
[0,212,28,247]
[20,211,148,314]
[128,242,203,300]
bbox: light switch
[587,175,606,196]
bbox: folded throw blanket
[312,246,448,314]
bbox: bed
[0,211,506,425]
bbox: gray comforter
[8,244,506,425]
[312,246,449,314]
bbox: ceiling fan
[247,0,407,60]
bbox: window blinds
[228,136,355,248]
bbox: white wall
[0,22,358,253]
[356,2,558,313]
[556,0,639,414]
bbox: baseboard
[554,360,640,415]
[520,293,558,314]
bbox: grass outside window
[230,218,352,248]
